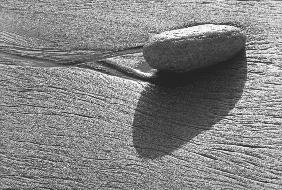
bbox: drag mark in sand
[0,31,151,81]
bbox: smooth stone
[143,24,246,72]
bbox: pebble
[143,24,246,72]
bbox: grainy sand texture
[1,1,281,189]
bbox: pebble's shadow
[133,50,247,159]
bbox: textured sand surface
[1,0,282,189]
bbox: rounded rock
[143,24,246,72]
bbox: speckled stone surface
[143,24,246,72]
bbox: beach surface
[1,0,282,189]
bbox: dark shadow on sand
[133,50,247,159]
